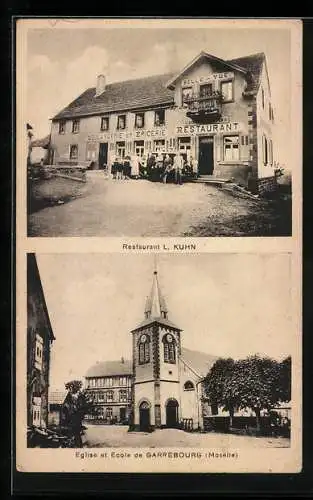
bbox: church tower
[131,267,182,431]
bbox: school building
[50,50,276,194]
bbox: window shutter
[215,135,221,162]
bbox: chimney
[121,356,124,364]
[96,74,106,97]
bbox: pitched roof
[27,254,55,341]
[53,72,175,120]
[31,134,51,148]
[166,50,248,89]
[85,359,133,378]
[145,271,168,318]
[180,347,219,378]
[49,391,67,405]
[227,52,265,93]
[132,316,181,331]
[52,52,265,121]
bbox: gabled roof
[27,254,55,342]
[180,348,219,378]
[132,316,181,331]
[85,359,132,378]
[31,134,51,148]
[166,50,248,89]
[52,72,175,120]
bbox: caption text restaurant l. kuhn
[50,51,276,194]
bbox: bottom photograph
[26,252,292,450]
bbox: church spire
[144,266,168,320]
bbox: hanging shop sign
[175,122,241,136]
[182,72,234,87]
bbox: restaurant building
[50,50,275,193]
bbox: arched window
[138,334,150,364]
[184,381,195,391]
[163,333,176,364]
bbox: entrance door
[139,401,150,431]
[119,407,126,423]
[166,399,179,428]
[98,142,108,169]
[198,137,214,175]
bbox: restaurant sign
[175,122,241,135]
[182,72,234,87]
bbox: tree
[277,356,291,402]
[61,379,95,447]
[204,358,236,427]
[225,355,281,432]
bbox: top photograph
[23,20,296,237]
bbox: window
[153,140,165,153]
[261,88,265,109]
[106,407,113,419]
[263,135,268,165]
[119,376,127,386]
[221,81,233,102]
[101,116,109,131]
[105,377,113,387]
[106,390,114,403]
[223,136,239,161]
[59,120,66,134]
[268,103,272,121]
[138,334,150,365]
[119,390,128,403]
[98,392,105,402]
[178,137,191,155]
[117,115,126,130]
[182,87,193,104]
[116,141,125,158]
[163,333,176,364]
[184,381,195,391]
[35,334,43,371]
[72,119,80,133]
[135,113,145,129]
[200,83,213,98]
[211,403,218,416]
[69,144,78,160]
[32,404,41,427]
[269,139,273,165]
[134,140,144,157]
[154,109,165,126]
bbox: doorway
[98,142,108,169]
[166,399,179,428]
[119,407,126,423]
[139,401,150,431]
[198,136,214,175]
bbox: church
[85,268,218,431]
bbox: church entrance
[139,401,151,431]
[166,399,179,428]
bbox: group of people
[109,152,198,185]
[110,155,140,180]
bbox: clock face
[141,334,147,343]
[167,334,173,343]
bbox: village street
[82,425,290,449]
[28,172,291,237]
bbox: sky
[26,20,292,167]
[35,253,293,391]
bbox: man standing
[173,153,184,185]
